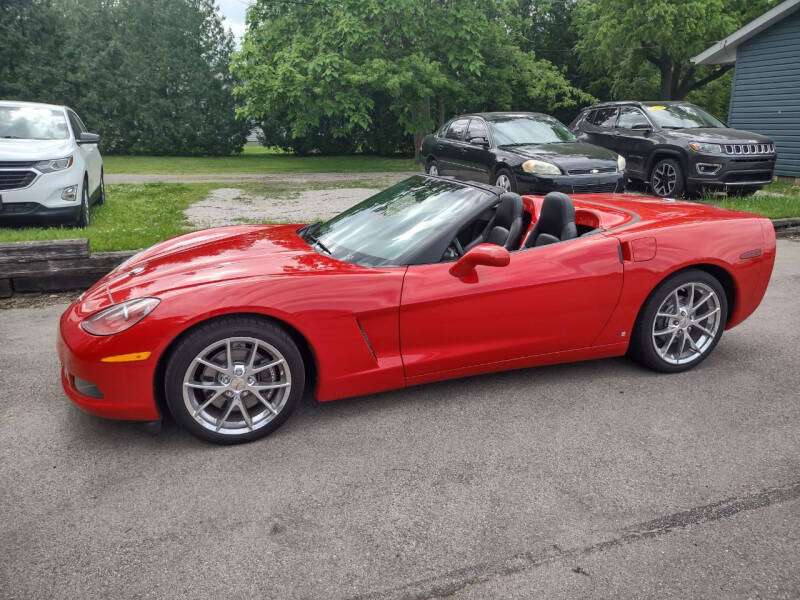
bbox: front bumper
[513,169,626,194]
[57,302,161,421]
[0,166,83,224]
[686,153,776,191]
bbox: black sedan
[419,112,627,194]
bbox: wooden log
[0,250,135,279]
[0,239,90,264]
[0,278,11,298]
[9,251,137,293]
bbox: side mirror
[631,123,652,131]
[469,136,489,147]
[449,243,510,278]
[78,132,100,144]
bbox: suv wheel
[650,158,685,198]
[76,179,91,227]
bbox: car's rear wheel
[493,167,517,192]
[164,317,305,444]
[426,159,440,176]
[649,158,685,198]
[629,269,727,373]
[76,177,90,227]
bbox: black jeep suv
[571,101,776,197]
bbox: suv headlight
[522,159,561,175]
[617,155,626,171]
[689,142,722,153]
[81,297,160,336]
[35,155,74,173]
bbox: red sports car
[58,176,776,444]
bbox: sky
[216,0,250,41]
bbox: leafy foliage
[0,0,249,155]
[573,0,774,101]
[233,0,592,156]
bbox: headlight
[689,142,722,153]
[617,155,626,171]
[81,297,160,336]
[522,159,561,175]
[35,155,74,173]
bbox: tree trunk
[659,61,673,100]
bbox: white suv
[0,101,104,226]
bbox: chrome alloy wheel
[428,163,439,176]
[495,173,511,191]
[182,337,291,435]
[652,162,677,196]
[651,282,721,365]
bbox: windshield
[645,104,726,129]
[308,176,492,267]
[489,116,576,145]
[0,106,69,140]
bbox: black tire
[426,158,440,176]
[628,269,728,373]
[75,177,90,227]
[96,169,106,205]
[493,167,517,193]
[164,316,305,444]
[649,158,685,198]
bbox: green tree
[574,0,775,101]
[0,0,248,155]
[233,0,592,158]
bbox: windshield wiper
[305,231,332,255]
[1,135,23,139]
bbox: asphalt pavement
[1,240,798,599]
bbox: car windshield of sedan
[489,116,576,146]
[0,106,69,140]
[645,104,726,129]
[305,176,492,267]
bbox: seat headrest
[496,192,523,225]
[541,192,575,223]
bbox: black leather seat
[524,192,578,248]
[464,192,525,251]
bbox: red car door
[399,235,624,378]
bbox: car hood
[499,142,619,171]
[0,138,74,161]
[664,127,773,144]
[81,224,354,312]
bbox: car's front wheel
[649,158,685,198]
[76,178,90,227]
[493,167,517,192]
[164,317,305,444]
[629,269,727,373]
[426,159,440,176]
[96,169,106,205]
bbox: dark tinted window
[590,108,618,128]
[466,119,488,141]
[445,119,469,140]
[67,110,86,135]
[616,107,649,129]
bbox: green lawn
[0,184,213,252]
[0,180,797,253]
[104,145,418,175]
[696,181,800,219]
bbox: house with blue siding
[693,0,800,180]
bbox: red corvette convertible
[58,176,776,443]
